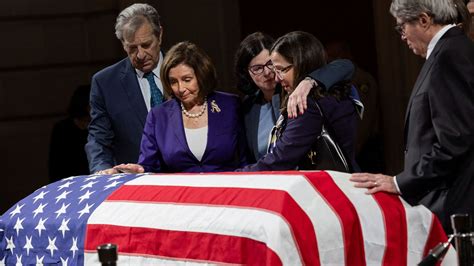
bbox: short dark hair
[160,41,217,99]
[270,31,327,88]
[234,32,275,95]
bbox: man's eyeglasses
[394,21,408,36]
[394,17,419,36]
[248,61,274,75]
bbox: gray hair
[115,3,161,42]
[390,0,458,25]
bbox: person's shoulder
[93,57,130,79]
[441,28,474,50]
[213,90,239,99]
[313,95,340,110]
[307,95,321,111]
[436,35,474,67]
[211,91,241,104]
[162,98,179,109]
[151,98,178,114]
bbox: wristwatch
[304,77,318,88]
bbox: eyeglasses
[394,17,419,36]
[248,60,274,75]
[394,21,408,36]
[268,64,293,78]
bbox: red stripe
[99,184,320,265]
[372,192,408,266]
[423,214,448,266]
[85,224,281,265]
[304,171,366,265]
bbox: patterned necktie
[144,72,163,107]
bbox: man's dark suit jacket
[86,58,148,173]
[397,27,474,231]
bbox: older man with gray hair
[351,0,474,233]
[86,3,165,174]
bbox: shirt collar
[426,24,456,59]
[135,52,164,79]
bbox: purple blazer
[138,91,249,173]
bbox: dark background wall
[1,0,422,213]
[239,1,378,81]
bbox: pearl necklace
[181,97,207,118]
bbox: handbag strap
[313,100,329,129]
[313,100,352,172]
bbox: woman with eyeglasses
[234,32,355,162]
[237,31,359,171]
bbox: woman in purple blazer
[113,41,249,173]
[238,31,358,172]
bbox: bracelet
[304,77,318,88]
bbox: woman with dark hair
[110,41,248,173]
[234,32,355,162]
[238,31,359,171]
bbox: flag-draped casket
[0,171,457,265]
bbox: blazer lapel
[247,103,260,160]
[203,93,217,160]
[169,100,191,154]
[271,93,281,121]
[120,59,148,127]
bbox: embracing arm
[308,59,354,89]
[287,59,355,118]
[85,76,116,173]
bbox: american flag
[1,171,457,265]
[0,173,138,265]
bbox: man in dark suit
[85,3,165,174]
[351,0,474,233]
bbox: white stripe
[402,199,458,266]
[123,173,346,264]
[402,191,459,265]
[88,201,302,265]
[84,251,238,266]
[402,200,432,265]
[327,171,386,265]
[329,171,459,266]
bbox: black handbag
[303,101,351,172]
[303,125,351,172]
[268,102,351,172]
